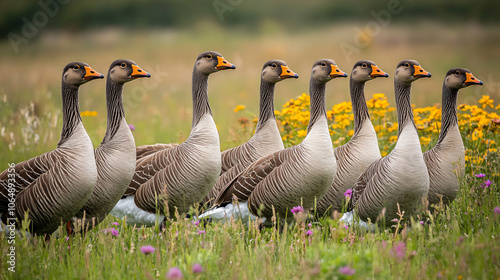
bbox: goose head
[395,59,431,84]
[351,60,388,82]
[261,60,299,84]
[311,59,347,83]
[444,68,483,89]
[195,51,235,75]
[62,62,104,86]
[108,59,151,84]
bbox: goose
[347,60,431,226]
[424,68,483,207]
[0,62,103,235]
[316,60,388,217]
[202,60,299,207]
[203,59,346,223]
[71,60,151,231]
[110,51,235,226]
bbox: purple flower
[166,267,183,279]
[192,220,200,226]
[103,227,119,236]
[65,237,69,241]
[484,180,491,188]
[308,223,312,228]
[128,124,136,131]
[291,206,304,214]
[140,245,155,255]
[306,230,313,236]
[344,225,349,229]
[344,189,352,198]
[198,230,205,235]
[475,173,485,178]
[111,222,119,226]
[494,207,500,215]
[338,266,356,276]
[391,218,399,223]
[391,241,406,260]
[419,221,424,225]
[192,263,204,273]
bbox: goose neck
[394,81,416,136]
[437,84,459,144]
[255,80,276,133]
[307,79,327,134]
[102,78,126,143]
[191,70,211,129]
[350,78,370,134]
[58,82,82,146]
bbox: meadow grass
[1,24,499,279]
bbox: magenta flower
[475,173,485,178]
[308,223,312,228]
[484,180,491,188]
[128,124,136,131]
[419,221,424,225]
[192,263,204,273]
[166,267,183,279]
[306,230,313,236]
[494,207,500,215]
[140,245,155,255]
[338,265,356,276]
[344,189,352,198]
[344,225,348,229]
[391,241,406,260]
[192,220,200,226]
[103,227,119,236]
[111,222,119,226]
[291,206,304,214]
[198,230,205,235]
[65,236,69,241]
[391,218,399,223]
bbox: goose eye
[361,63,367,68]
[206,54,212,59]
[73,65,80,70]
[404,63,410,68]
[120,63,127,68]
[321,62,326,67]
[271,63,277,68]
[455,70,461,76]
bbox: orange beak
[370,65,389,78]
[330,64,347,78]
[280,65,299,79]
[413,65,431,78]
[131,64,151,78]
[464,72,483,86]
[83,66,104,80]
[216,56,236,70]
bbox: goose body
[72,60,151,230]
[110,51,235,225]
[206,60,346,223]
[203,60,298,206]
[0,62,103,235]
[316,61,388,216]
[424,68,483,206]
[349,60,431,225]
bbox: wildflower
[192,263,204,273]
[494,207,500,215]
[344,225,348,229]
[483,180,491,188]
[103,228,119,236]
[308,223,312,228]
[419,221,424,225]
[111,222,119,226]
[166,267,183,279]
[475,173,486,178]
[338,266,356,276]
[65,237,69,241]
[291,206,304,214]
[128,124,135,131]
[306,230,313,236]
[479,95,494,108]
[80,110,98,117]
[234,105,246,112]
[391,241,406,260]
[297,130,307,138]
[198,230,205,235]
[391,218,399,223]
[344,189,352,198]
[140,245,155,255]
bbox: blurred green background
[1,0,499,161]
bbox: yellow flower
[389,136,398,143]
[478,95,494,109]
[471,129,483,142]
[420,136,431,145]
[80,111,98,117]
[297,130,307,137]
[234,105,246,113]
[381,151,388,157]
